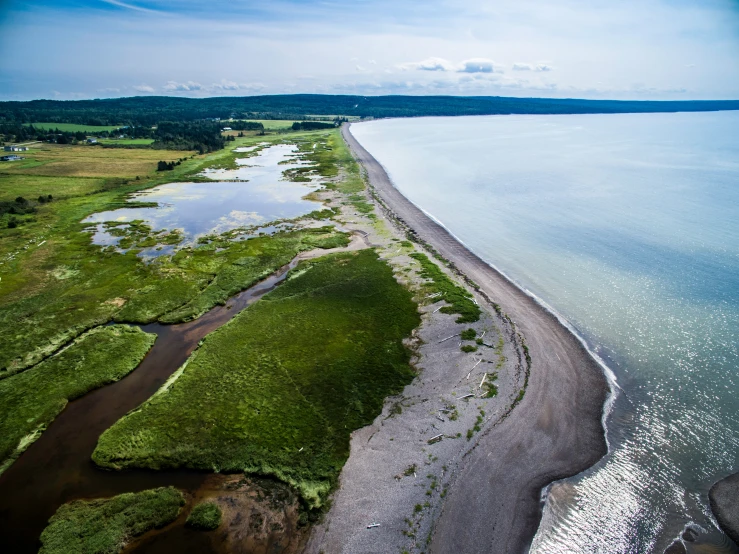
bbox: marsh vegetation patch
[0,325,156,475]
[92,249,420,508]
[38,486,184,554]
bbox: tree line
[1,95,738,127]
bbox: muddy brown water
[0,260,301,553]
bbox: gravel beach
[332,123,611,554]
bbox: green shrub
[186,502,222,531]
[460,328,476,341]
[461,345,478,353]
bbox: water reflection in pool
[84,144,321,256]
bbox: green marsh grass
[38,487,184,554]
[0,325,156,475]
[186,502,222,530]
[93,250,420,508]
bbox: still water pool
[84,144,320,256]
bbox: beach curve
[342,122,610,553]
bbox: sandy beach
[340,123,610,553]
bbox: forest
[2,95,737,127]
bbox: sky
[0,0,738,101]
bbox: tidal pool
[84,144,321,256]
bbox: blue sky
[1,0,738,100]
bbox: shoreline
[342,122,610,552]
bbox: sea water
[352,112,739,552]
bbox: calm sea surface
[352,112,739,552]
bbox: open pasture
[24,122,123,133]
[0,142,193,179]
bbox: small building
[1,155,24,162]
[222,127,232,131]
[87,138,98,144]
[4,145,28,152]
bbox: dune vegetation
[410,252,481,323]
[93,250,420,508]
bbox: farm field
[98,138,155,146]
[23,122,123,133]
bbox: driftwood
[428,434,443,444]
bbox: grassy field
[24,122,123,133]
[0,142,185,179]
[99,138,155,146]
[93,250,420,508]
[0,325,156,475]
[39,487,184,554]
[235,119,300,130]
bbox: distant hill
[1,94,737,126]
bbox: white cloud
[400,57,456,71]
[457,58,501,73]
[400,57,502,74]
[97,87,121,93]
[513,62,553,72]
[209,79,240,91]
[132,84,154,92]
[163,80,203,92]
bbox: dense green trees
[292,121,336,131]
[2,95,737,127]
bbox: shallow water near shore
[352,112,739,552]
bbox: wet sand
[342,123,610,553]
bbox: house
[3,145,28,152]
[1,155,24,162]
[222,127,232,131]
[87,138,98,144]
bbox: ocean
[351,112,739,552]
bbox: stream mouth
[0,258,301,553]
